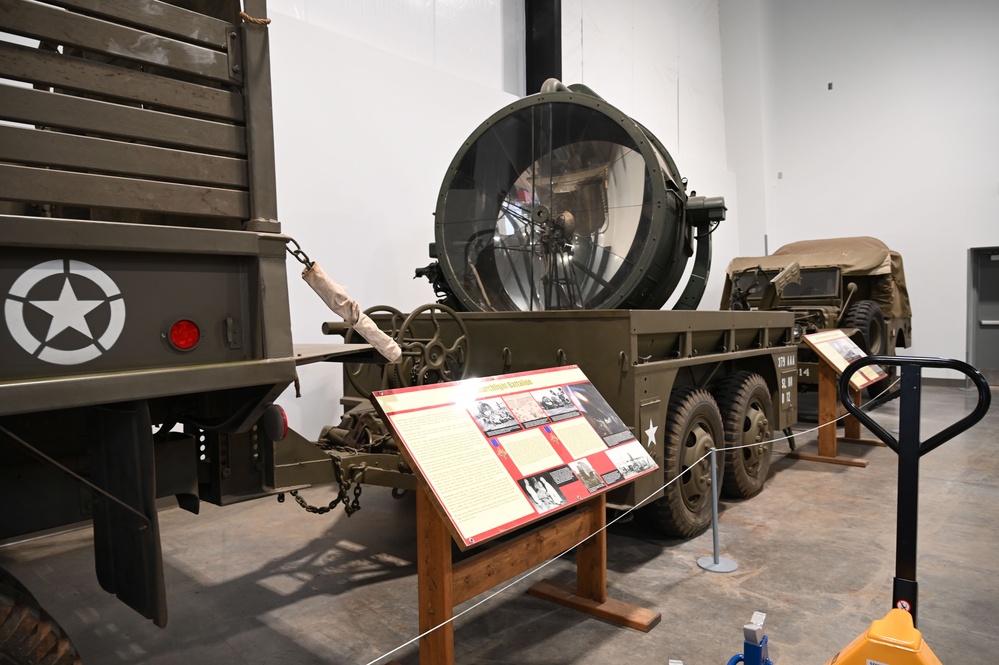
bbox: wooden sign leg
[788,358,868,467]
[844,385,862,440]
[417,484,454,665]
[817,360,839,458]
[576,493,607,603]
[839,385,886,448]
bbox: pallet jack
[821,356,991,664]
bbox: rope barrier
[239,10,271,25]
[360,379,900,665]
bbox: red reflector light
[169,319,200,350]
[262,404,289,441]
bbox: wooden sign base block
[527,580,661,631]
[788,359,885,468]
[417,486,659,665]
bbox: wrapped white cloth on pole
[302,262,402,363]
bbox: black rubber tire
[844,299,894,399]
[0,568,81,665]
[715,372,774,499]
[644,387,724,538]
[844,300,886,356]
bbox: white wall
[561,0,739,309]
[268,0,525,95]
[720,0,999,365]
[268,10,519,437]
[718,0,771,258]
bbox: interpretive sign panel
[371,366,657,549]
[803,329,887,389]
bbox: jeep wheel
[644,387,724,538]
[715,372,774,499]
[0,567,81,665]
[844,300,886,355]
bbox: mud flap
[89,401,167,627]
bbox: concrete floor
[2,385,996,664]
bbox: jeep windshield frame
[734,267,841,304]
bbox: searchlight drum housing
[432,80,726,312]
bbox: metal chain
[279,453,361,517]
[285,237,314,270]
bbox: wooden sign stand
[789,356,884,467]
[416,484,660,665]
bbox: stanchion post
[710,447,721,564]
[697,448,738,573]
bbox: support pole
[525,0,561,94]
[697,448,738,573]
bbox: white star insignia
[644,419,659,449]
[31,279,103,342]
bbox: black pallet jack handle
[839,356,992,628]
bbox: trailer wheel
[715,372,774,499]
[645,387,724,538]
[0,568,81,665]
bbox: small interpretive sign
[803,329,887,390]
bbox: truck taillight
[261,404,288,441]
[168,319,200,351]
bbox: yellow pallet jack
[823,356,991,665]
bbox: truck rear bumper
[0,358,297,417]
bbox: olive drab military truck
[721,236,912,395]
[0,2,381,662]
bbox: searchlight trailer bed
[283,306,798,538]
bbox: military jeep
[720,236,912,393]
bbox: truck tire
[844,300,886,356]
[715,372,774,499]
[645,387,724,538]
[0,568,81,665]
